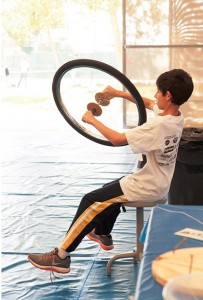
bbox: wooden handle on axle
[87,102,102,116]
[95,92,110,106]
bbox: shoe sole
[28,258,70,274]
[87,234,114,251]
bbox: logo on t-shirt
[157,135,179,166]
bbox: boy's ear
[166,91,173,101]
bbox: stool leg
[134,207,144,263]
[106,207,144,276]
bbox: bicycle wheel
[52,59,146,146]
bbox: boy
[28,69,193,274]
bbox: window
[124,0,203,128]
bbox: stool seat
[106,196,167,276]
[122,197,167,208]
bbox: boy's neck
[160,103,180,117]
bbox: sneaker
[28,248,70,274]
[87,230,114,250]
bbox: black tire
[52,59,146,146]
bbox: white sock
[58,246,69,259]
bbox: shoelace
[47,248,63,287]
[50,268,62,283]
[39,248,58,260]
[50,264,63,292]
[50,271,61,292]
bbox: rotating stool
[106,196,167,275]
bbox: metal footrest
[106,250,141,276]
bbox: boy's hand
[82,111,95,124]
[101,86,118,101]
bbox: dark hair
[156,69,194,105]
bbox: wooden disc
[95,92,110,106]
[152,247,203,286]
[87,102,102,116]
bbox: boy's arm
[142,97,156,110]
[102,86,155,111]
[82,111,127,146]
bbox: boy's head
[156,69,194,105]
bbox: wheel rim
[52,59,146,146]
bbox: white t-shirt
[119,105,184,202]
